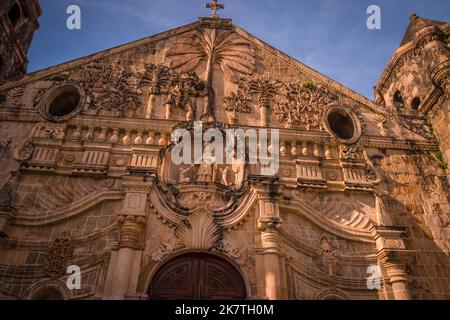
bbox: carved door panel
[149,253,246,300]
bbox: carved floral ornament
[43,231,73,278]
[222,77,364,140]
[30,61,212,121]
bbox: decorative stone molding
[37,82,87,122]
[151,238,185,262]
[175,208,222,251]
[43,232,74,279]
[117,215,146,250]
[0,87,24,109]
[273,82,338,130]
[322,105,362,145]
[13,122,65,164]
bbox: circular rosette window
[38,83,86,122]
[322,105,362,145]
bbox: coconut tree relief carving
[248,77,280,127]
[166,28,256,119]
[141,64,172,119]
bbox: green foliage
[432,151,448,172]
[424,119,434,133]
[303,81,315,90]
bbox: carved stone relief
[43,232,74,278]
[158,121,248,215]
[314,236,341,277]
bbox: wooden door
[148,253,246,300]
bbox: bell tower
[0,0,41,83]
[375,14,450,164]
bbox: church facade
[0,1,449,300]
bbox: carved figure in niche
[219,166,231,186]
[196,143,218,183]
[315,236,341,277]
[230,150,244,189]
[179,165,194,184]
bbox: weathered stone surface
[0,3,449,300]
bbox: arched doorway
[30,287,64,300]
[148,253,247,300]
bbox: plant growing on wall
[432,151,448,172]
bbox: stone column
[372,193,413,300]
[258,219,283,300]
[105,177,152,300]
[254,180,285,300]
[373,226,412,300]
[110,215,146,300]
[377,248,412,300]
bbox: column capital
[117,215,146,250]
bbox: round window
[322,106,361,144]
[39,83,85,122]
[327,111,355,140]
[48,91,80,117]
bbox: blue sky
[28,0,450,99]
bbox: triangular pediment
[0,18,432,142]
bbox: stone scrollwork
[70,60,140,117]
[43,231,74,279]
[13,122,66,162]
[224,77,343,129]
[339,145,365,160]
[151,238,185,262]
[13,141,35,162]
[273,82,338,130]
[33,123,66,140]
[0,87,25,109]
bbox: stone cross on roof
[205,0,225,18]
